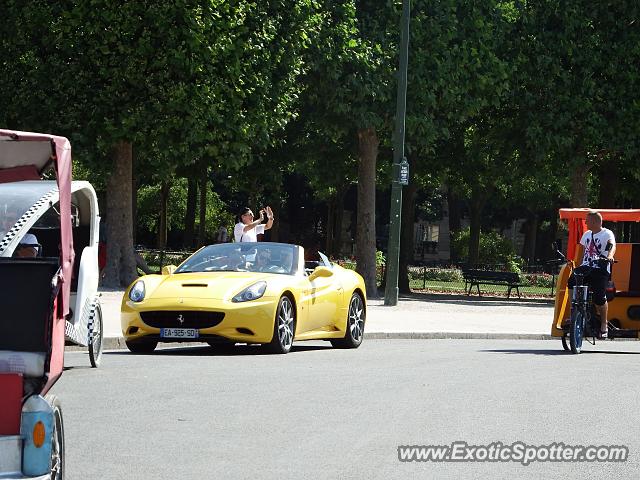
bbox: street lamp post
[384,0,411,306]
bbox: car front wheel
[266,296,295,354]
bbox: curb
[69,333,556,351]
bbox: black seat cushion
[0,258,59,352]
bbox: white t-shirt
[234,222,265,242]
[580,228,615,271]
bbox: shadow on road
[105,343,334,357]
[482,347,640,356]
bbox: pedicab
[0,129,97,478]
[551,208,640,353]
[0,131,103,367]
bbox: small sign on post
[398,157,409,185]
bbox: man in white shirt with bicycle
[570,211,616,339]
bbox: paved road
[55,340,640,479]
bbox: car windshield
[0,181,57,239]
[176,243,297,275]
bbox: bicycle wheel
[561,332,570,351]
[570,308,586,354]
[89,303,103,368]
[44,394,64,480]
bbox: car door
[304,253,343,330]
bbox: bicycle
[554,244,615,354]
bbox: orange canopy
[559,208,640,261]
[559,208,640,222]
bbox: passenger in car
[253,249,272,272]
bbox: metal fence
[405,265,556,298]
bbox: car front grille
[140,311,225,328]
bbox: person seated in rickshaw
[568,211,616,338]
[12,233,40,258]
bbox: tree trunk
[468,186,487,267]
[326,193,336,254]
[399,172,418,294]
[132,169,138,245]
[183,177,197,248]
[521,212,538,264]
[632,192,640,242]
[102,141,137,288]
[447,184,461,263]
[269,204,280,242]
[333,190,345,256]
[157,180,170,249]
[197,170,207,247]
[597,156,618,209]
[265,213,280,242]
[570,162,590,207]
[356,127,379,298]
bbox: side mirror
[162,265,177,275]
[309,266,333,281]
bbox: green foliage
[136,178,233,244]
[451,227,523,268]
[3,0,640,274]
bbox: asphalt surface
[55,340,640,479]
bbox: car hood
[145,271,277,301]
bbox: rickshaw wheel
[45,394,65,480]
[89,303,104,368]
[561,332,570,351]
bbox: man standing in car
[234,206,274,242]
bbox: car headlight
[129,280,146,302]
[232,281,267,303]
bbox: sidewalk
[97,289,555,349]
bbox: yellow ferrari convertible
[121,242,366,354]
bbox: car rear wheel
[331,292,365,349]
[125,339,157,353]
[266,296,295,354]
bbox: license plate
[160,328,199,339]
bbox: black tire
[45,394,64,480]
[266,296,295,354]
[125,339,158,353]
[570,309,585,354]
[331,292,366,349]
[561,332,570,352]
[89,303,104,368]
